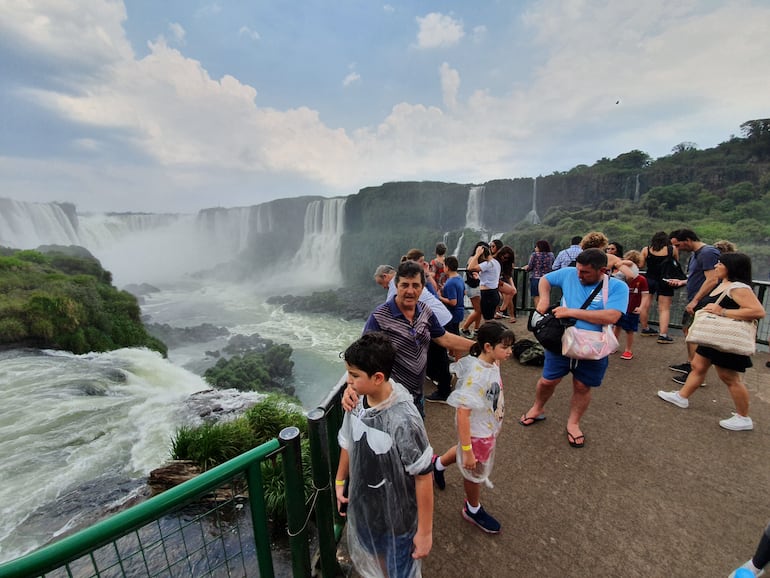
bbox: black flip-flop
[566,430,585,448]
[519,413,546,426]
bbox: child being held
[336,332,434,578]
[613,250,650,360]
[432,321,514,534]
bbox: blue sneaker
[432,455,445,490]
[462,503,500,534]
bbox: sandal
[519,413,546,426]
[566,429,585,448]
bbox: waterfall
[195,206,255,255]
[0,198,81,248]
[465,186,484,231]
[634,174,641,202]
[525,177,541,225]
[290,198,346,285]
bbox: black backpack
[465,270,480,288]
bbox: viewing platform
[419,320,770,577]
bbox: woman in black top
[639,231,679,341]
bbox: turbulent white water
[0,348,208,561]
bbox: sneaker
[672,373,688,385]
[425,391,449,404]
[728,560,765,578]
[460,328,473,338]
[657,390,689,408]
[620,351,633,360]
[432,455,446,490]
[641,327,658,336]
[719,413,754,431]
[462,504,501,534]
[672,373,706,387]
[669,362,691,374]
[656,335,674,344]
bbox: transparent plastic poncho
[447,356,505,487]
[338,380,433,578]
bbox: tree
[671,142,698,154]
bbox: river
[0,280,363,563]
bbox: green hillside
[0,247,167,355]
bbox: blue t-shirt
[543,268,629,332]
[686,245,720,302]
[442,275,466,325]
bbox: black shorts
[647,278,675,298]
[480,288,500,320]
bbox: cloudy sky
[1,1,769,213]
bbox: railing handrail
[0,438,282,578]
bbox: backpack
[659,245,687,281]
[513,339,545,366]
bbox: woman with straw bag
[657,252,765,431]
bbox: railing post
[245,460,275,578]
[307,408,343,577]
[279,426,311,578]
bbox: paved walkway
[418,323,770,577]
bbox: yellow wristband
[335,479,346,486]
[461,444,472,451]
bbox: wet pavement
[418,324,770,577]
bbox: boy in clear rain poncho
[336,332,434,578]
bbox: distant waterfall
[0,198,80,248]
[525,177,541,225]
[195,206,256,255]
[465,186,484,230]
[291,198,346,284]
[0,198,180,250]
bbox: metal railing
[0,428,310,578]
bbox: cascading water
[290,197,346,284]
[465,186,485,231]
[0,348,215,561]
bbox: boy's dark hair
[445,255,459,271]
[570,236,582,245]
[396,260,425,286]
[670,229,699,242]
[435,242,447,256]
[470,321,515,357]
[344,332,397,379]
[576,248,608,270]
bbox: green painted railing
[0,428,308,578]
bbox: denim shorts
[465,283,481,299]
[617,312,640,332]
[542,350,609,387]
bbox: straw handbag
[685,285,757,356]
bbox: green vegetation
[0,248,167,355]
[170,394,311,524]
[203,344,296,397]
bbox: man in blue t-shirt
[666,229,720,383]
[520,248,629,448]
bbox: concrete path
[419,325,770,577]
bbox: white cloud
[439,63,460,110]
[383,4,395,14]
[342,72,361,87]
[2,1,770,212]
[238,26,260,41]
[415,13,464,49]
[167,22,185,45]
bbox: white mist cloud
[238,26,260,41]
[439,63,460,110]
